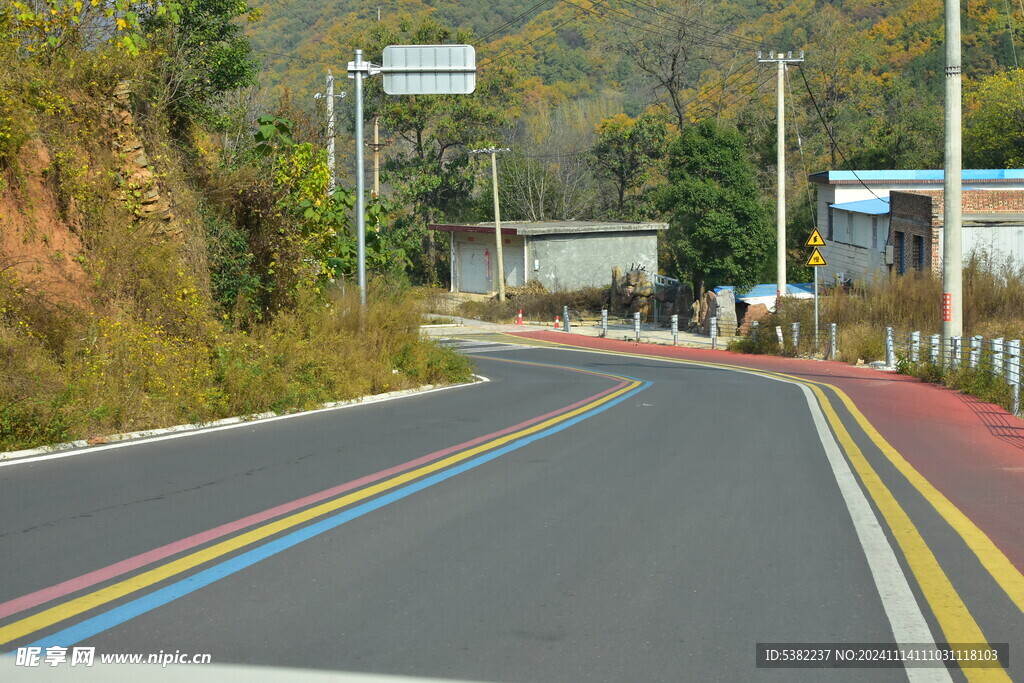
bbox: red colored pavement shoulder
[512,331,1024,572]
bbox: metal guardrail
[888,328,1022,415]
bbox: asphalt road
[1,337,1020,682]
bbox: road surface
[0,333,1020,681]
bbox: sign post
[348,45,476,305]
[805,228,827,350]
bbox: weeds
[455,281,608,323]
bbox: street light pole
[470,147,510,301]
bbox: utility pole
[314,71,346,197]
[942,0,963,343]
[469,147,511,301]
[758,50,804,304]
[367,115,392,199]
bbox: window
[828,208,834,240]
[871,217,878,249]
[913,235,924,271]
[846,213,854,244]
[895,231,906,274]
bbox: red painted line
[0,378,627,620]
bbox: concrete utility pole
[758,51,804,304]
[353,50,368,305]
[314,71,346,197]
[942,0,963,342]
[367,115,392,199]
[470,147,511,301]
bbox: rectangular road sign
[806,247,827,267]
[805,228,826,247]
[382,45,476,95]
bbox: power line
[476,0,559,44]
[786,64,819,230]
[797,65,886,202]
[480,0,612,67]
[617,0,765,49]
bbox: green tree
[142,0,258,132]
[655,120,773,295]
[590,112,668,213]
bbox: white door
[459,242,491,294]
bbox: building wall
[526,231,660,291]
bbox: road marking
[1,364,650,649]
[797,380,949,683]
[496,335,1012,680]
[0,379,629,622]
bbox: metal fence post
[885,327,895,367]
[950,336,961,369]
[600,308,607,338]
[791,322,800,352]
[910,331,921,363]
[671,314,678,346]
[633,311,641,342]
[711,316,718,350]
[829,323,837,359]
[752,320,759,343]
[563,305,570,333]
[776,325,785,349]
[930,334,940,364]
[969,335,982,369]
[1008,340,1021,415]
[993,338,1005,378]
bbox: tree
[590,112,668,212]
[655,120,773,295]
[964,68,1024,168]
[142,0,258,132]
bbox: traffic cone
[516,309,524,325]
[554,315,561,330]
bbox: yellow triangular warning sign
[805,228,826,247]
[806,247,827,267]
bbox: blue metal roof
[810,169,1024,182]
[715,283,814,301]
[829,198,891,215]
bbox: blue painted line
[21,376,652,649]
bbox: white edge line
[0,376,490,468]
[525,341,947,682]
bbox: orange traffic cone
[516,309,524,325]
[554,315,561,330]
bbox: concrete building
[809,169,1024,283]
[430,220,669,294]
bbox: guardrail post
[670,314,678,346]
[910,331,921,363]
[791,322,800,352]
[776,325,784,349]
[563,305,570,333]
[633,311,641,342]
[1008,340,1021,415]
[950,336,961,369]
[711,316,718,350]
[969,335,982,369]
[752,320,759,343]
[600,308,607,338]
[885,327,895,367]
[993,338,1005,378]
[829,323,837,359]
[930,334,940,364]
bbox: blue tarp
[715,283,814,302]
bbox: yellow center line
[0,368,641,647]
[502,335,1015,679]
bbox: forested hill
[245,0,1023,173]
